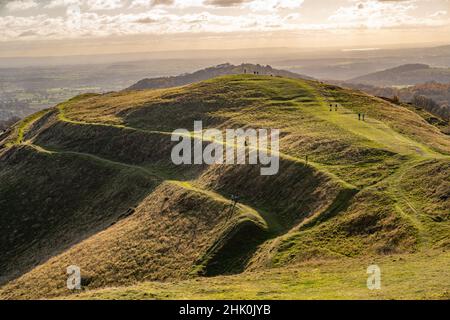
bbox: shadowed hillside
[0,75,449,299]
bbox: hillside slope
[0,75,449,299]
[350,64,450,86]
[333,81,450,122]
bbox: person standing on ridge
[227,195,240,221]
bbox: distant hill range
[127,63,313,90]
[349,64,450,86]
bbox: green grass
[1,74,449,300]
[4,108,51,147]
[69,251,450,300]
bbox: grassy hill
[0,75,449,300]
[126,63,313,91]
[349,64,450,86]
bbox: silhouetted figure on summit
[358,113,361,121]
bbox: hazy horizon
[2,40,450,59]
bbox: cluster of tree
[411,95,450,120]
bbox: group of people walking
[329,104,338,112]
[329,103,366,121]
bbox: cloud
[129,0,174,8]
[0,8,297,41]
[86,0,123,10]
[247,0,304,10]
[134,16,158,23]
[18,29,36,37]
[204,0,249,7]
[328,0,448,29]
[5,0,38,11]
[430,10,447,17]
[205,0,304,11]
[0,0,448,43]
[45,0,82,9]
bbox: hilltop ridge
[126,63,313,91]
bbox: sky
[0,0,449,57]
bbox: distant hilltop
[385,64,431,72]
[349,63,450,86]
[126,63,314,90]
